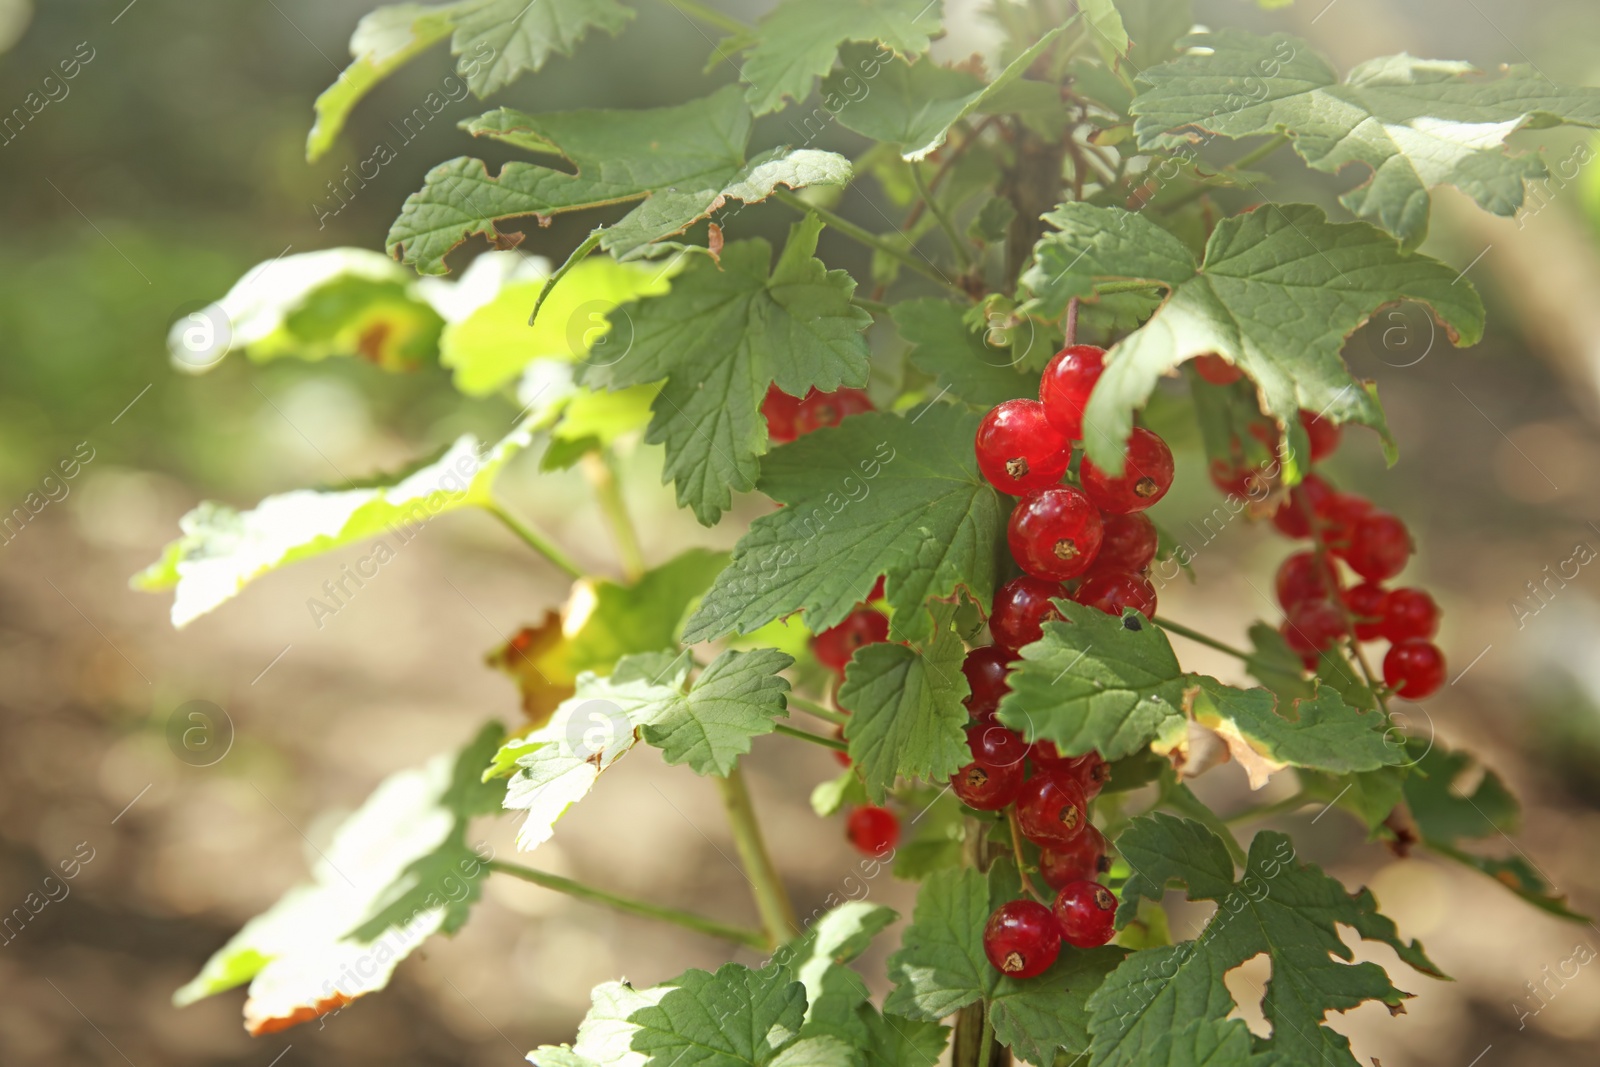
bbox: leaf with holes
[1093,814,1441,1067]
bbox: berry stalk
[715,766,799,946]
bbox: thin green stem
[528,230,602,326]
[487,500,583,579]
[771,188,969,298]
[490,861,769,949]
[1007,808,1046,902]
[787,694,849,726]
[716,767,799,946]
[1153,616,1251,661]
[774,722,848,752]
[912,162,974,270]
[583,450,646,582]
[852,295,891,317]
[976,1012,997,1067]
[1224,789,1314,826]
[658,0,748,35]
[1093,279,1166,295]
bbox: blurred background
[3,0,1600,1064]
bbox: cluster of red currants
[762,384,874,444]
[975,344,1177,621]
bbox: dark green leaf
[891,299,1040,408]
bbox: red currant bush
[951,759,1023,811]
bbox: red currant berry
[1066,751,1111,799]
[866,575,886,602]
[1076,570,1158,619]
[1008,487,1105,581]
[990,576,1067,653]
[1271,474,1333,538]
[1209,458,1271,500]
[1380,587,1440,643]
[1028,739,1074,770]
[832,723,851,767]
[794,388,872,435]
[983,899,1061,978]
[762,385,804,444]
[1342,581,1389,642]
[1039,344,1106,441]
[1096,511,1159,574]
[1282,625,1321,671]
[1282,598,1348,654]
[812,609,890,674]
[1344,511,1412,581]
[1016,771,1090,848]
[1052,880,1118,948]
[967,714,1028,770]
[1040,825,1109,890]
[962,646,1014,715]
[976,400,1072,496]
[1193,354,1243,385]
[1298,409,1342,463]
[1318,492,1372,555]
[951,759,1024,811]
[1384,639,1446,699]
[1275,550,1338,610]
[1080,428,1175,514]
[846,805,898,856]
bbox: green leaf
[890,299,1040,408]
[684,405,1005,647]
[307,0,632,161]
[810,769,868,817]
[133,420,535,628]
[1299,766,1405,833]
[167,248,443,373]
[501,652,691,848]
[1119,0,1194,74]
[1245,621,1316,703]
[1402,736,1519,840]
[530,980,672,1067]
[1020,202,1485,471]
[1131,30,1600,248]
[639,648,795,776]
[173,724,505,1033]
[555,549,731,680]
[839,603,970,803]
[1185,676,1402,789]
[387,86,852,273]
[996,600,1187,761]
[439,254,673,396]
[580,214,872,525]
[740,0,944,115]
[822,30,1064,161]
[1079,0,1129,57]
[628,964,811,1067]
[891,786,965,880]
[1092,814,1441,1067]
[885,863,1125,1063]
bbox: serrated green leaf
[307,0,632,161]
[839,603,970,803]
[997,601,1187,761]
[439,254,673,396]
[387,86,852,273]
[1131,30,1600,247]
[1021,202,1485,471]
[822,30,1063,161]
[1093,814,1441,1067]
[1299,766,1405,833]
[1185,677,1402,789]
[134,420,535,628]
[885,863,1125,1063]
[740,0,944,115]
[629,963,810,1067]
[580,214,872,525]
[1245,623,1316,703]
[969,197,1017,243]
[890,299,1040,408]
[173,724,504,1033]
[640,648,795,776]
[684,406,1004,647]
